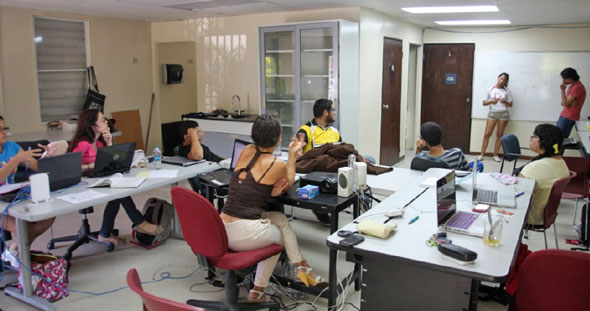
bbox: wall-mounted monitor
[162,64,183,84]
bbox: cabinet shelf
[266,74,294,78]
[266,50,295,53]
[302,74,330,78]
[302,49,333,53]
[266,99,295,103]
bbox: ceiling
[0,0,588,26]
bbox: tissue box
[296,185,319,200]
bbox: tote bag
[83,66,105,111]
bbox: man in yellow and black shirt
[297,99,342,154]
[297,98,342,225]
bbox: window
[34,17,88,122]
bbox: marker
[515,192,525,198]
[409,215,419,224]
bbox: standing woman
[478,72,513,162]
[68,109,160,245]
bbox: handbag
[83,66,105,111]
[18,251,70,302]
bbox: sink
[228,114,248,119]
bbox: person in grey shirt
[415,122,469,171]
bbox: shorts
[487,110,509,121]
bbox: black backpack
[132,198,174,248]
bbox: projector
[300,172,338,194]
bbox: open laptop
[472,159,516,208]
[162,155,204,167]
[84,142,136,178]
[37,152,82,191]
[198,139,249,186]
[437,170,484,237]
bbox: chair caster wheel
[105,244,115,252]
[47,242,55,250]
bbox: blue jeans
[99,196,144,238]
[557,116,576,138]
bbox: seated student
[415,122,469,171]
[177,121,223,162]
[297,98,341,154]
[68,109,161,245]
[518,124,569,225]
[220,115,326,302]
[0,116,55,267]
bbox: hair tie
[553,143,559,154]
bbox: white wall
[424,24,590,155]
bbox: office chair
[127,268,204,311]
[410,155,450,171]
[170,186,282,311]
[14,139,50,182]
[561,156,590,231]
[525,171,576,249]
[499,134,528,174]
[511,249,590,311]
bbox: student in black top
[177,121,223,162]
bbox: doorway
[379,37,402,166]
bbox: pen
[25,147,30,171]
[515,191,525,198]
[409,215,419,224]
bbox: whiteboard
[472,51,590,121]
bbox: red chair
[127,268,203,311]
[512,249,590,311]
[561,156,590,229]
[170,186,282,311]
[526,171,576,249]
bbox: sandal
[296,266,328,288]
[248,289,268,302]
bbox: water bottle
[153,145,162,170]
[348,154,356,167]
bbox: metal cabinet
[259,20,359,149]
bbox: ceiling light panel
[435,20,511,25]
[402,5,499,14]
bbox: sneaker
[493,155,501,162]
[476,155,484,161]
[1,248,19,268]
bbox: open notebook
[88,173,145,188]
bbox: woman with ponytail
[519,124,569,225]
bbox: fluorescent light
[435,20,511,26]
[402,5,499,14]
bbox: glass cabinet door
[261,28,296,149]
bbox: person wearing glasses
[0,116,56,268]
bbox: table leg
[4,219,55,311]
[170,182,184,239]
[328,247,338,309]
[353,198,359,219]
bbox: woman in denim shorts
[478,72,513,162]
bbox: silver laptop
[162,156,204,167]
[472,159,516,208]
[198,139,249,186]
[437,170,484,237]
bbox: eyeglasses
[0,127,10,132]
[530,135,538,139]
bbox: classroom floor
[0,150,585,311]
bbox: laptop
[162,155,204,167]
[84,142,136,178]
[472,159,516,208]
[37,152,82,191]
[198,139,249,186]
[437,170,484,237]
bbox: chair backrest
[127,268,203,311]
[410,155,450,171]
[543,171,576,229]
[500,134,521,161]
[170,186,228,259]
[516,249,590,311]
[562,156,590,198]
[15,139,50,152]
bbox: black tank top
[221,148,277,220]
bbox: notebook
[472,159,516,208]
[37,152,82,191]
[437,170,484,237]
[162,155,204,167]
[84,142,136,178]
[198,139,249,187]
[87,173,145,188]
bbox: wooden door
[421,44,474,152]
[379,37,402,165]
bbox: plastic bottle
[153,145,162,170]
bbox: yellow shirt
[298,121,341,153]
[520,157,569,225]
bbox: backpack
[580,204,590,248]
[132,197,174,249]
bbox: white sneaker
[476,155,484,161]
[493,155,501,162]
[1,247,19,268]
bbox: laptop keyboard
[447,211,479,229]
[476,189,498,204]
[207,169,232,182]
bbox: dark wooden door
[379,37,402,165]
[421,44,474,152]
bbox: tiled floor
[0,150,585,310]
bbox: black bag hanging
[83,66,105,111]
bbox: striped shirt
[419,148,469,171]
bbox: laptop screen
[93,142,136,177]
[436,170,457,226]
[472,159,479,200]
[230,139,249,170]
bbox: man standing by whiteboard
[557,67,586,137]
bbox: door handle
[466,98,471,104]
[383,104,389,109]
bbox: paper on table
[148,169,178,178]
[0,182,29,194]
[136,171,150,178]
[58,190,109,204]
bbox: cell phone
[472,204,490,213]
[339,234,364,247]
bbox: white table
[575,120,590,133]
[3,161,221,310]
[327,168,535,310]
[366,167,422,197]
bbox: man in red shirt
[557,67,586,137]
